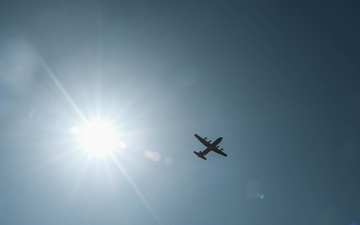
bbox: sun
[72,119,119,156]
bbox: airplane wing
[213,147,227,157]
[194,134,211,147]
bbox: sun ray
[109,153,161,225]
[39,58,88,124]
[62,154,92,218]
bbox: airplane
[193,134,227,160]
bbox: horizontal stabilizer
[194,151,207,160]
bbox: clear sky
[0,0,359,225]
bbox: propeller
[204,137,208,140]
[209,140,212,143]
[220,148,223,151]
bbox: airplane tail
[193,151,207,160]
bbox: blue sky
[0,0,360,225]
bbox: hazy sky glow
[0,1,360,225]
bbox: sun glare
[73,120,119,156]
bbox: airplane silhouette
[193,134,227,160]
